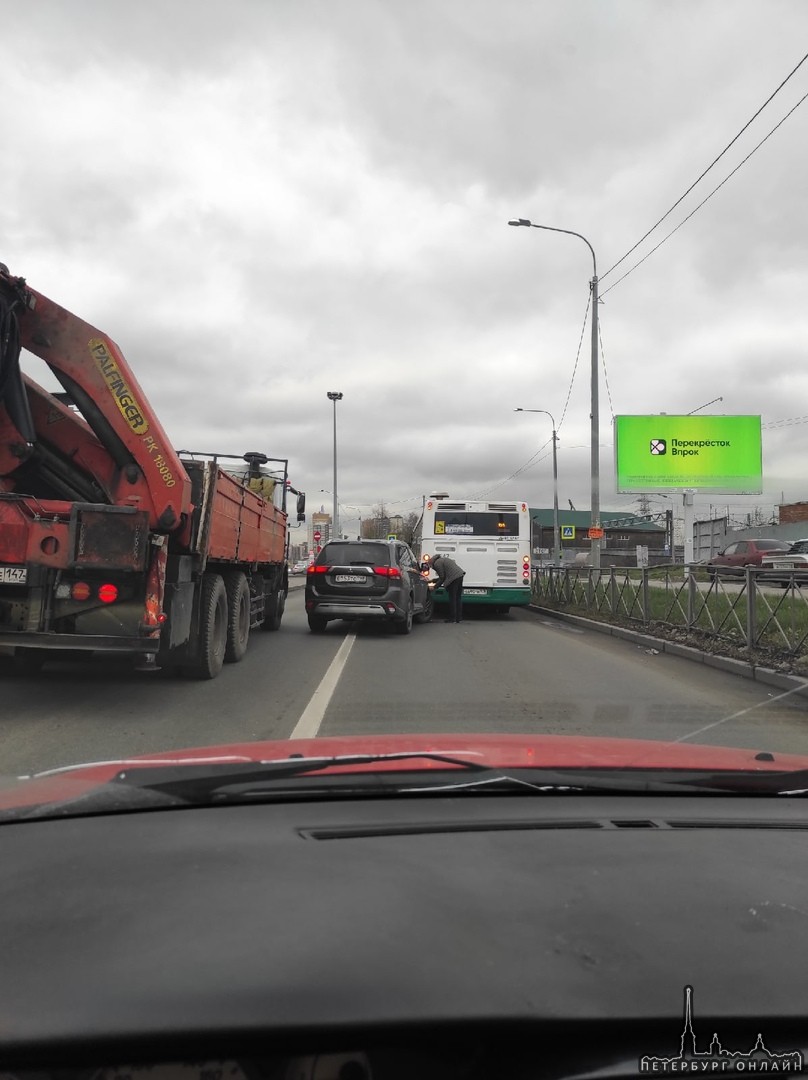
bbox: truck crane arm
[0,265,191,534]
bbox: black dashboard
[2,792,808,1077]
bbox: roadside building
[530,509,669,567]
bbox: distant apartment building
[311,511,332,554]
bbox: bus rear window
[434,512,520,537]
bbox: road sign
[313,530,321,541]
[588,526,604,540]
[561,526,576,540]
[387,533,397,541]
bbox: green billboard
[614,415,762,493]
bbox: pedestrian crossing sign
[561,526,575,540]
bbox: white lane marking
[289,633,356,740]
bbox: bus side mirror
[297,493,306,522]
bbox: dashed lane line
[289,633,356,740]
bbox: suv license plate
[335,574,364,583]
[0,566,27,584]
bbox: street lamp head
[327,391,343,402]
[507,218,533,227]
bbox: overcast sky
[3,1,808,531]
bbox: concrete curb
[528,603,808,700]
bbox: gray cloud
[2,0,808,521]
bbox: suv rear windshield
[318,543,391,567]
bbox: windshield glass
[3,2,808,817]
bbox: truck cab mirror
[297,493,306,522]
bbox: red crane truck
[0,264,304,677]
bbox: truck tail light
[71,581,91,601]
[98,583,118,604]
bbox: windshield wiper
[6,758,808,823]
[107,758,760,802]
[0,752,496,821]
[110,751,504,801]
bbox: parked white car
[761,539,808,585]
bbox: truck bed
[184,461,287,566]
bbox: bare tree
[400,511,420,546]
[361,501,390,539]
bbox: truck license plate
[335,574,364,583]
[0,566,27,584]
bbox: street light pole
[326,391,343,539]
[508,218,601,568]
[515,408,560,566]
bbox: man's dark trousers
[446,577,464,622]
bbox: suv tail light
[373,566,401,579]
[308,565,328,574]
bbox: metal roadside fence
[532,565,808,662]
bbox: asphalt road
[3,584,808,779]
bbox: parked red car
[708,538,791,574]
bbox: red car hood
[1,732,807,811]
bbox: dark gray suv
[305,539,433,634]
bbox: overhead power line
[764,415,808,429]
[601,49,808,282]
[600,85,808,297]
[470,439,554,501]
[557,292,591,432]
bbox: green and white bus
[420,497,532,612]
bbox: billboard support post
[683,491,695,573]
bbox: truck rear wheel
[184,573,228,679]
[261,582,286,632]
[223,572,250,663]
